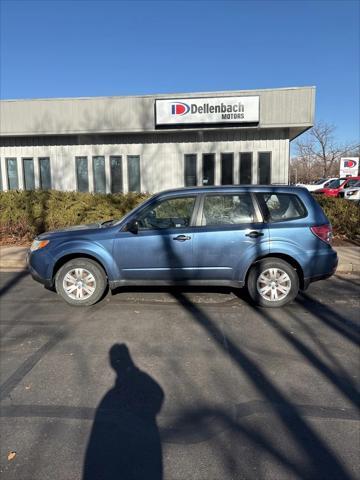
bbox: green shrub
[0,190,150,243]
[313,195,360,241]
[0,190,359,244]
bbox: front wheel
[55,258,107,306]
[247,258,299,308]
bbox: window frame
[202,153,215,186]
[6,157,19,190]
[38,157,52,190]
[255,192,308,223]
[195,192,262,228]
[239,152,253,185]
[92,155,106,194]
[220,152,234,185]
[75,156,89,192]
[258,151,272,185]
[22,157,35,191]
[184,153,197,187]
[127,155,141,193]
[110,155,123,193]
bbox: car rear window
[256,193,307,222]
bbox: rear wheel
[247,258,299,307]
[55,258,107,306]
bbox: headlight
[30,239,50,252]
[347,191,355,196]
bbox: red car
[314,176,360,197]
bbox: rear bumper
[303,251,338,289]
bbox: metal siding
[1,87,315,136]
[0,128,289,192]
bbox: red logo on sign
[171,102,190,116]
[344,159,357,168]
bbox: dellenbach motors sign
[340,157,359,177]
[155,96,260,126]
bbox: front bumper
[26,250,54,289]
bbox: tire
[247,258,299,308]
[55,258,107,306]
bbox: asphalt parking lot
[0,271,359,480]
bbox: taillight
[310,224,333,245]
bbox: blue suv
[27,186,338,308]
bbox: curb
[336,264,360,273]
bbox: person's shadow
[83,344,164,480]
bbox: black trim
[155,122,260,130]
[109,279,244,289]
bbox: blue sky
[1,0,359,145]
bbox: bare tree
[291,122,359,183]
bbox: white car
[343,180,360,202]
[296,178,338,192]
[296,177,338,192]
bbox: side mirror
[126,219,139,234]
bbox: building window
[6,158,18,190]
[202,153,215,185]
[23,158,35,190]
[110,156,123,193]
[221,153,234,185]
[258,152,272,184]
[75,156,89,192]
[184,154,197,186]
[93,156,106,194]
[127,155,141,192]
[0,161,3,191]
[39,157,51,190]
[239,152,252,184]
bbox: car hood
[37,222,112,240]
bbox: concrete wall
[0,129,289,192]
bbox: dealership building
[0,86,315,193]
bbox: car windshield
[314,178,326,185]
[112,195,155,226]
[327,178,346,189]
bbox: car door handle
[173,235,191,241]
[245,231,264,238]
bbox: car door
[193,192,269,282]
[112,195,198,282]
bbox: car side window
[137,196,196,230]
[256,193,306,221]
[345,179,359,188]
[202,194,255,226]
